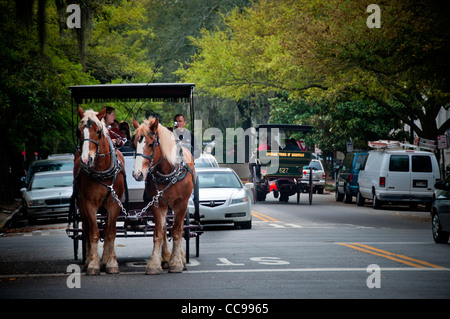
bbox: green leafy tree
[179,0,450,143]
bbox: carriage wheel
[73,223,79,261]
[308,168,313,205]
[194,176,200,258]
[194,176,200,221]
[69,194,80,261]
[252,165,257,204]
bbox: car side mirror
[244,182,254,189]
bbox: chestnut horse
[132,117,195,274]
[74,107,125,275]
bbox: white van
[357,149,440,209]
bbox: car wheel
[235,220,252,229]
[279,192,289,202]
[432,213,449,244]
[356,191,365,206]
[335,188,344,202]
[256,190,266,201]
[343,187,352,204]
[372,193,381,209]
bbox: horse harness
[132,130,195,216]
[75,120,126,208]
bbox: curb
[0,202,22,229]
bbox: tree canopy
[1,0,449,200]
[178,0,450,147]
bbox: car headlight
[30,199,45,206]
[231,197,248,205]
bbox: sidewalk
[0,199,22,229]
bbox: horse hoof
[169,265,184,273]
[161,261,169,269]
[106,267,119,274]
[145,267,162,275]
[86,268,100,276]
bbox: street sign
[346,142,353,152]
[418,137,437,150]
[438,135,448,149]
[299,139,306,151]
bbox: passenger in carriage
[104,106,124,148]
[283,138,301,151]
[119,121,131,140]
[119,121,134,154]
[173,113,200,158]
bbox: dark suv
[335,152,368,203]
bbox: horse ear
[132,118,140,129]
[77,107,84,119]
[97,107,107,121]
[149,118,159,132]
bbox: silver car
[301,159,326,194]
[21,171,73,223]
[194,153,219,167]
[189,167,253,229]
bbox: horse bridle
[79,118,112,160]
[134,131,161,171]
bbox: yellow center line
[337,243,444,269]
[338,243,425,268]
[251,211,279,222]
[351,243,443,269]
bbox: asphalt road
[1,192,449,303]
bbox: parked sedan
[21,171,73,223]
[431,179,450,243]
[189,167,253,229]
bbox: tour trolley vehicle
[66,83,202,274]
[250,124,314,204]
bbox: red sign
[299,139,306,151]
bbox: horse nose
[81,155,93,166]
[133,171,143,182]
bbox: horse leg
[82,203,101,276]
[80,212,91,270]
[161,219,171,269]
[146,207,165,275]
[169,206,187,273]
[101,204,119,274]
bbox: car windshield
[27,161,74,184]
[195,158,214,167]
[30,173,73,190]
[198,171,242,189]
[305,161,321,170]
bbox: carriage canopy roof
[69,83,195,104]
